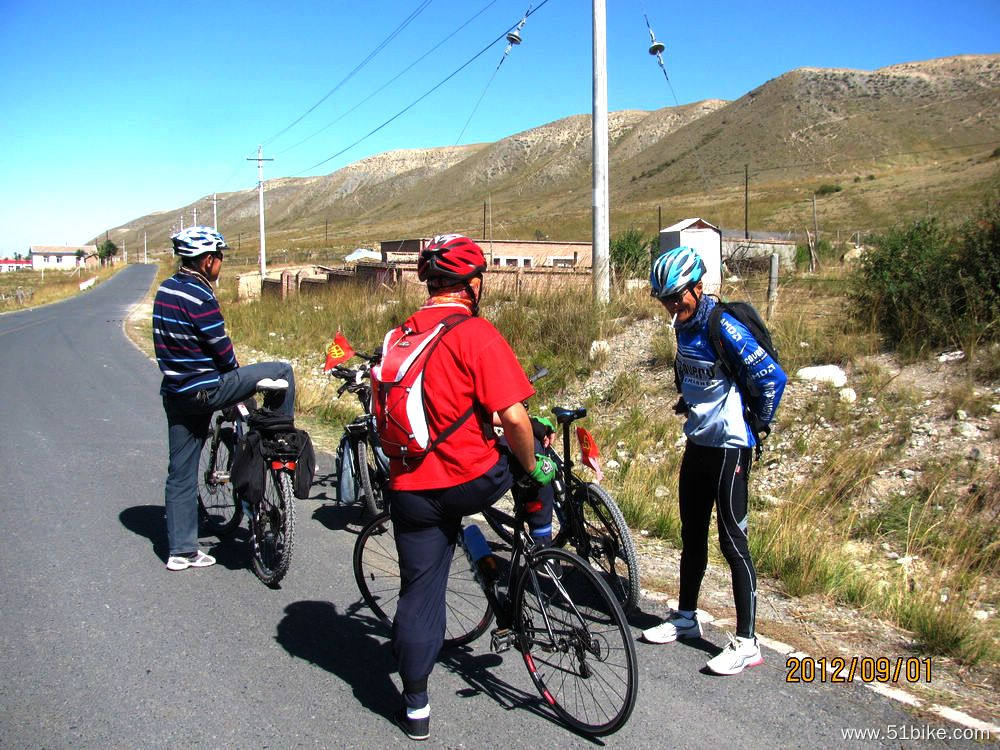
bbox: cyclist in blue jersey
[641,245,786,675]
[153,226,295,572]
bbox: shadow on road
[119,503,250,569]
[312,502,367,534]
[436,645,606,742]
[276,600,399,717]
[119,504,168,560]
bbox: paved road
[0,265,980,749]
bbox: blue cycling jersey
[674,296,787,448]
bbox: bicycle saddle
[551,407,587,424]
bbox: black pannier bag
[231,431,265,505]
[234,408,316,501]
[265,429,316,500]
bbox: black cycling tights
[678,441,757,639]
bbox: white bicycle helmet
[172,226,229,258]
[650,245,706,298]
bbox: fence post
[766,253,779,321]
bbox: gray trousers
[162,362,295,556]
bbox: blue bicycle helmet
[172,226,229,258]
[650,246,706,298]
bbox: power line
[294,0,554,176]
[263,0,433,148]
[277,0,502,156]
[454,6,529,146]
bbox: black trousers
[389,448,553,710]
[678,441,757,639]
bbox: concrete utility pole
[591,0,610,304]
[193,207,197,226]
[213,193,218,230]
[248,145,274,278]
[144,231,148,263]
[744,164,750,240]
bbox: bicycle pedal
[490,628,514,654]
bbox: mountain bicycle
[353,495,638,736]
[196,379,297,586]
[329,352,389,518]
[483,406,641,611]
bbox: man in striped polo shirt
[153,226,295,571]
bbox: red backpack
[371,313,475,463]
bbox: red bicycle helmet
[417,234,487,283]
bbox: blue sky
[1,0,997,253]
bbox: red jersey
[386,305,533,491]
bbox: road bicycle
[197,379,297,586]
[353,496,638,736]
[328,352,389,518]
[483,407,641,611]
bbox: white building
[29,246,98,270]
[657,218,723,296]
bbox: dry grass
[0,265,122,312]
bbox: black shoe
[394,709,430,741]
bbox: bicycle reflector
[271,460,297,471]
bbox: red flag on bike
[576,426,604,483]
[324,331,355,371]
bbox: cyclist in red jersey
[380,234,555,741]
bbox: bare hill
[101,54,1000,253]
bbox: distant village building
[0,258,32,273]
[380,238,592,269]
[28,246,99,271]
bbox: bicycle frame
[472,506,584,652]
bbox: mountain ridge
[99,53,1000,252]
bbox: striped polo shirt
[152,268,237,396]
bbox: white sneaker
[256,378,288,391]
[641,611,702,644]
[706,634,763,675]
[166,550,216,571]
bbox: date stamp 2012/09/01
[785,656,932,684]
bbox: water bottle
[462,524,498,583]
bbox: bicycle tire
[356,439,385,518]
[514,547,638,736]
[353,512,493,649]
[557,483,640,612]
[197,425,242,536]
[249,469,295,587]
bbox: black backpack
[709,301,781,443]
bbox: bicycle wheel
[197,425,242,536]
[353,512,493,648]
[559,483,640,612]
[355,439,385,517]
[249,468,295,587]
[514,547,638,736]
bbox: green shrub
[851,202,1000,356]
[816,184,842,196]
[610,227,652,280]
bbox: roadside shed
[657,218,722,295]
